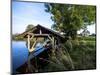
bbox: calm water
[12,41,29,73]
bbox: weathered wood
[52,36,55,51]
[39,29,42,34]
[47,35,53,42]
[34,34,50,37]
[27,34,36,52]
[54,40,57,48]
[21,25,65,40]
[30,39,37,52]
[25,25,64,53]
[27,35,30,51]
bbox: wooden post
[27,35,30,52]
[40,29,42,34]
[55,40,57,48]
[30,38,37,52]
[47,35,55,48]
[47,35,52,42]
[52,37,54,47]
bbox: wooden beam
[30,33,34,40]
[47,35,53,42]
[30,39,37,52]
[27,34,36,52]
[34,34,49,37]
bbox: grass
[42,36,96,72]
[17,36,96,73]
[69,37,96,70]
[78,36,96,41]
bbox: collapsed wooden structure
[15,24,66,74]
[21,24,65,53]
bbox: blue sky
[12,1,53,34]
[12,1,95,34]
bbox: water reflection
[12,41,29,73]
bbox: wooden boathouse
[16,24,66,73]
[21,24,65,53]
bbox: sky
[77,24,96,34]
[12,1,54,34]
[12,1,95,34]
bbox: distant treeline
[12,33,25,41]
[78,36,96,41]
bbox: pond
[12,41,29,73]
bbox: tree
[25,24,34,31]
[44,3,96,39]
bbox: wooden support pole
[54,38,56,47]
[47,35,55,48]
[47,35,53,42]
[27,35,30,51]
[52,37,55,49]
[30,38,37,52]
[27,33,38,52]
[40,29,42,34]
[48,36,55,56]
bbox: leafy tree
[44,3,96,39]
[25,24,34,31]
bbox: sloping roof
[20,24,65,39]
[82,30,90,34]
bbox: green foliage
[72,36,95,69]
[36,35,96,72]
[44,3,96,39]
[78,36,96,41]
[39,36,96,72]
[12,24,35,41]
[69,40,96,70]
[12,34,25,41]
[25,24,34,31]
[42,46,74,71]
